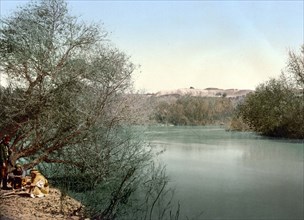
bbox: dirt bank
[0,188,87,220]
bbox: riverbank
[0,187,87,220]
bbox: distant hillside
[153,88,253,98]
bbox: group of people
[0,135,49,198]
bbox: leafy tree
[154,101,171,124]
[0,1,180,218]
[152,96,234,126]
[237,46,304,138]
[0,0,133,169]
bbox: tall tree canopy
[0,1,181,219]
[0,0,136,171]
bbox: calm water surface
[146,126,304,220]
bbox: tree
[152,96,234,126]
[0,0,136,198]
[0,1,181,218]
[287,45,304,87]
[0,0,134,169]
[237,45,304,138]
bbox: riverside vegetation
[0,0,303,219]
[0,0,179,219]
[235,45,304,139]
[151,96,236,126]
[148,46,303,139]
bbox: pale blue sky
[1,0,303,92]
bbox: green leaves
[238,46,304,139]
[0,0,135,168]
[154,96,234,126]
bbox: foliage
[228,116,250,132]
[237,46,304,139]
[68,162,180,220]
[287,45,304,86]
[153,96,235,126]
[0,0,179,219]
[0,0,135,168]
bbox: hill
[153,87,253,98]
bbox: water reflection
[146,126,304,219]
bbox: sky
[0,0,303,93]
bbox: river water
[146,126,304,220]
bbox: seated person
[7,163,26,189]
[29,169,49,198]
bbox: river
[146,126,304,220]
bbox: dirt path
[0,188,87,220]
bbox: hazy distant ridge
[154,88,253,97]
